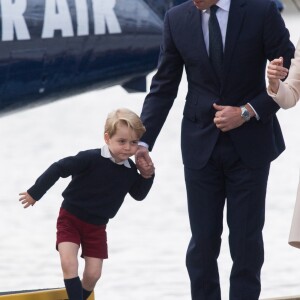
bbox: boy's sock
[64,276,83,300]
[82,288,93,300]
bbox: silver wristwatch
[240,105,250,122]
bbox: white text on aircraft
[0,0,122,41]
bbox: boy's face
[104,123,139,163]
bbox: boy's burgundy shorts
[56,208,108,259]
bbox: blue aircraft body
[0,0,187,115]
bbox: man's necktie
[209,5,223,80]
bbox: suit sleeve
[248,0,295,122]
[140,11,184,150]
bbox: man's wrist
[244,103,256,119]
[240,105,251,122]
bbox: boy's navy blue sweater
[27,149,154,225]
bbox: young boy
[19,108,155,300]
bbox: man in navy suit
[136,0,295,299]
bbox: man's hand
[213,103,252,132]
[135,146,155,178]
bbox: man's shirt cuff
[138,141,149,148]
[247,103,260,120]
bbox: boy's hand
[19,192,36,208]
[135,146,155,178]
[137,156,155,178]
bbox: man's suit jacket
[141,0,295,169]
[268,39,300,109]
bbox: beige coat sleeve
[267,39,300,109]
[267,40,300,248]
[288,174,300,249]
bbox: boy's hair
[105,108,146,139]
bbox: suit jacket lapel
[186,5,209,60]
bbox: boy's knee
[82,269,101,289]
[60,257,78,276]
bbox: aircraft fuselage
[0,0,187,114]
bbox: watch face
[241,106,250,121]
[242,110,250,117]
